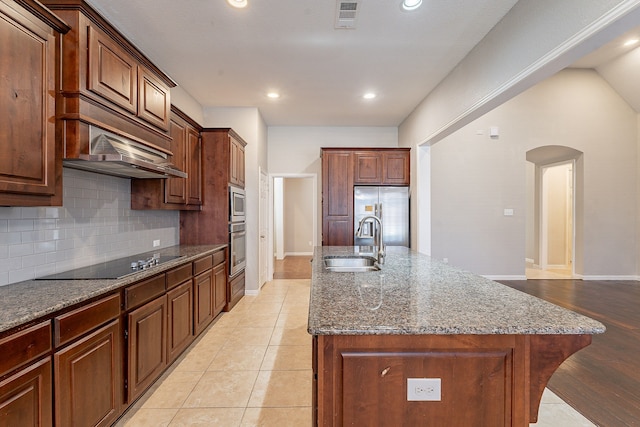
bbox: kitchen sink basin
[323,255,380,272]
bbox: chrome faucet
[356,215,385,265]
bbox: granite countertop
[0,244,226,335]
[308,246,606,336]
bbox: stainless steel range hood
[63,127,187,179]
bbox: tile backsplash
[0,168,179,286]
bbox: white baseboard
[283,251,313,257]
[580,275,640,281]
[245,290,259,296]
[484,275,528,280]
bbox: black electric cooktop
[36,252,183,280]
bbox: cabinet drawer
[0,321,52,378]
[213,249,226,267]
[166,263,192,290]
[125,274,166,310]
[193,255,213,276]
[54,293,121,348]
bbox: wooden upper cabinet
[354,149,410,185]
[137,66,170,131]
[87,24,137,114]
[165,118,188,205]
[131,106,202,210]
[0,0,68,206]
[230,135,246,188]
[186,126,202,206]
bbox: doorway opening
[271,174,317,280]
[525,146,582,279]
[539,161,574,278]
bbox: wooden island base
[313,333,591,426]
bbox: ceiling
[83,0,640,127]
[84,0,521,126]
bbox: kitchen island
[308,246,605,426]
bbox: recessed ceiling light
[401,0,422,11]
[624,38,639,46]
[363,93,376,99]
[267,92,280,99]
[227,0,247,9]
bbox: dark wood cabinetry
[354,150,410,185]
[127,295,167,403]
[181,128,248,244]
[230,134,246,188]
[322,149,354,246]
[0,321,52,427]
[0,358,52,427]
[55,320,121,427]
[131,106,202,210]
[53,293,122,427]
[0,249,228,426]
[321,147,410,246]
[0,0,69,206]
[41,0,176,166]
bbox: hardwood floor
[499,279,640,426]
[273,256,312,279]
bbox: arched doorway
[526,146,583,279]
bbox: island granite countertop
[308,246,605,336]
[0,244,226,335]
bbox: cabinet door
[322,150,354,246]
[87,25,137,113]
[382,151,410,185]
[354,151,383,184]
[186,127,202,206]
[137,66,170,131]
[0,0,60,205]
[167,280,194,364]
[55,320,122,427]
[193,269,214,335]
[127,295,167,403]
[0,358,52,427]
[237,143,245,188]
[230,137,240,186]
[227,270,245,311]
[212,263,227,317]
[165,118,187,204]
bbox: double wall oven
[229,185,246,276]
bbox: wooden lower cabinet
[227,271,245,311]
[54,320,122,427]
[127,295,167,403]
[213,263,227,317]
[0,357,52,427]
[167,281,194,364]
[193,269,214,336]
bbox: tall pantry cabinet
[181,128,247,310]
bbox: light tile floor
[115,278,594,426]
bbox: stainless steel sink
[323,255,381,272]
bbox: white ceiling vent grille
[335,0,360,29]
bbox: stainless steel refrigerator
[354,186,410,247]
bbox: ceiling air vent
[335,0,360,29]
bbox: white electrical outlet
[407,378,441,401]
[153,240,160,247]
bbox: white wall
[427,69,637,278]
[283,178,314,255]
[267,126,398,245]
[170,86,204,125]
[203,107,268,293]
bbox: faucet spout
[356,215,385,265]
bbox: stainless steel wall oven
[229,222,246,276]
